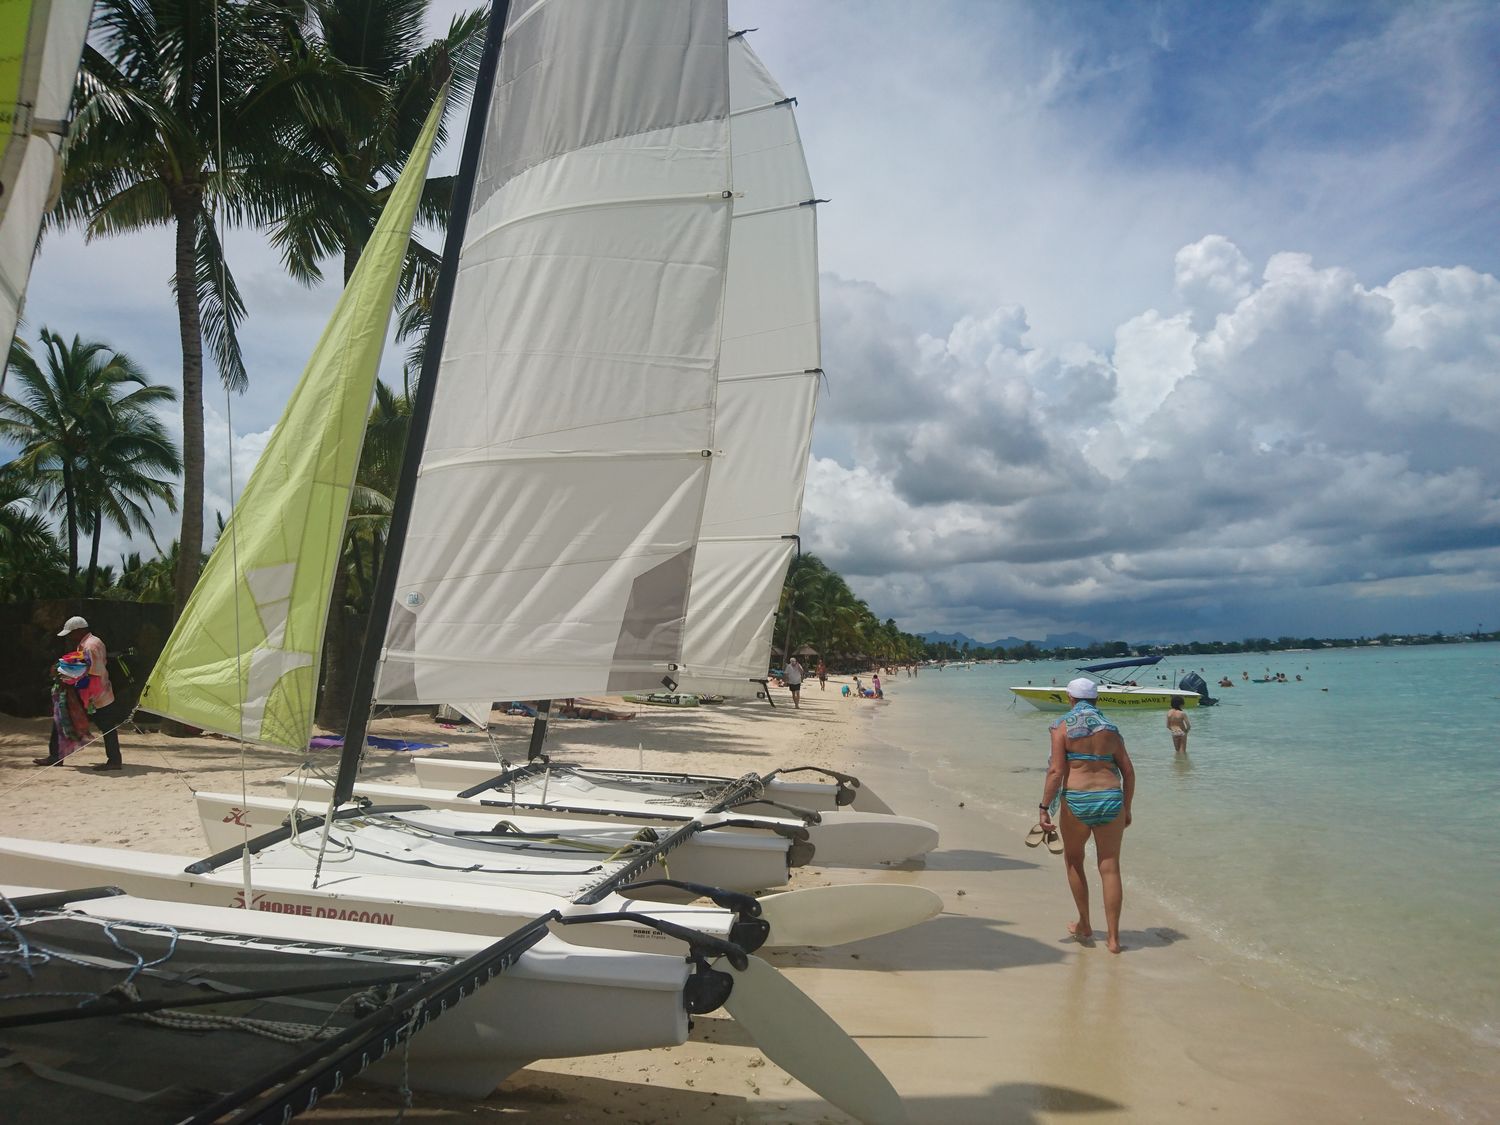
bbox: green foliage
[0,468,72,599]
[101,546,186,604]
[268,0,488,371]
[342,378,412,611]
[772,554,926,669]
[0,328,181,596]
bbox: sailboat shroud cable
[203,0,256,912]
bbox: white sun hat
[1065,677,1099,699]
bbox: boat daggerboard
[375,0,735,707]
[135,91,449,749]
[0,0,91,369]
[676,34,821,698]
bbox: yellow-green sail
[138,92,447,749]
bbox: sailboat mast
[334,1,510,805]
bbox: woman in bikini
[1166,696,1190,753]
[1038,678,1136,953]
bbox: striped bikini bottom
[1063,788,1124,827]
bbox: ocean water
[867,644,1500,1122]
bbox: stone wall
[0,599,174,717]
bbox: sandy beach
[0,684,1433,1124]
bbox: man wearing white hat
[34,615,126,771]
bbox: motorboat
[1010,656,1217,711]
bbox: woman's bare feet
[1067,921,1093,942]
[1106,935,1123,954]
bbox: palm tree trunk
[85,507,102,597]
[315,537,354,730]
[61,461,78,583]
[172,194,206,619]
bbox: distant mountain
[919,630,1102,650]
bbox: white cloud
[808,238,1500,639]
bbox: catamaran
[1,884,693,1104]
[238,768,939,866]
[1,883,904,1119]
[389,26,939,855]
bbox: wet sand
[0,684,1432,1123]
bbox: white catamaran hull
[271,773,935,868]
[414,757,896,814]
[407,759,938,863]
[1,884,689,1098]
[0,837,755,954]
[197,789,797,894]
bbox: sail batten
[376,0,735,707]
[135,93,450,749]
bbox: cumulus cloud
[809,239,1500,639]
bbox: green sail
[137,91,448,749]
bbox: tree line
[920,631,1498,663]
[1,0,486,614]
[772,554,927,669]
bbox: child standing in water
[1166,696,1191,753]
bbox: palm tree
[108,546,180,603]
[0,468,70,600]
[0,329,179,587]
[271,1,487,363]
[77,394,182,595]
[55,0,321,614]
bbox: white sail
[0,0,91,366]
[676,36,821,697]
[377,0,735,705]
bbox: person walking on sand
[1166,696,1191,753]
[785,656,803,709]
[816,659,827,690]
[1037,679,1135,953]
[33,616,127,772]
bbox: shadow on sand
[765,911,1068,974]
[312,1071,1126,1124]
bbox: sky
[11,1,1500,644]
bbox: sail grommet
[700,449,713,458]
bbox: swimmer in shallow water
[1166,696,1191,753]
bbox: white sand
[0,685,1432,1123]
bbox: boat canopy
[1077,655,1163,674]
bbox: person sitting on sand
[1166,696,1191,753]
[1037,679,1136,954]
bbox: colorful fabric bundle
[51,682,91,758]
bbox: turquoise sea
[868,644,1500,1122]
